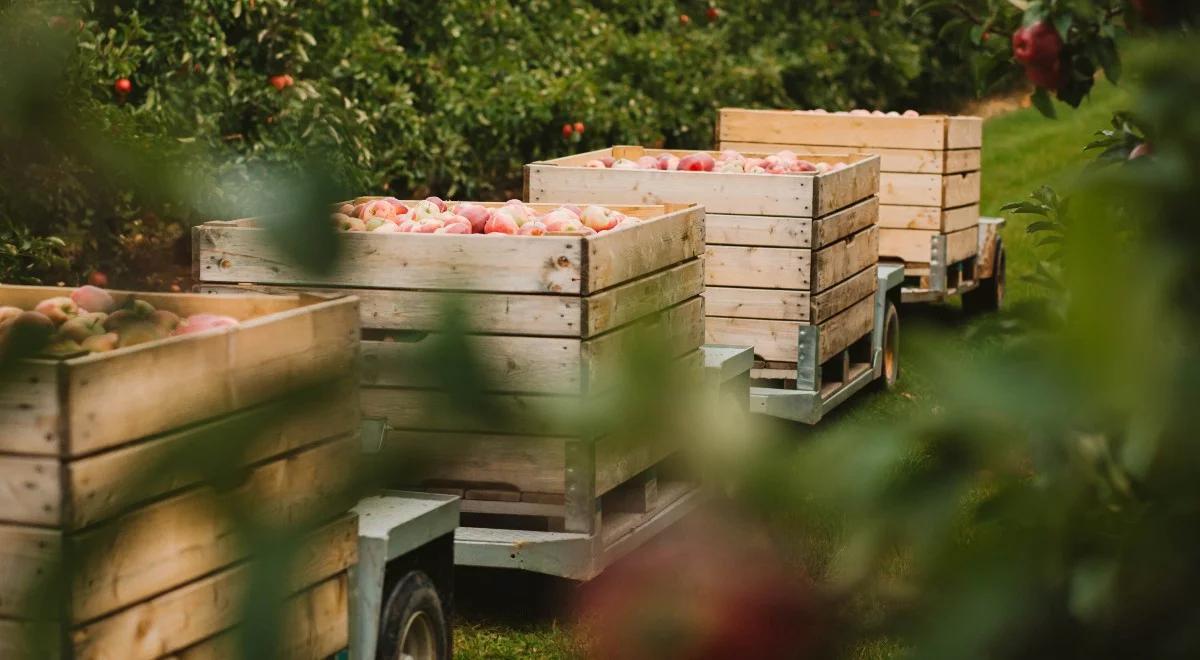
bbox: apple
[397,219,419,232]
[360,199,396,221]
[453,203,492,233]
[414,218,444,233]
[612,158,639,170]
[81,332,119,353]
[790,160,817,173]
[903,109,919,117]
[657,154,680,170]
[70,285,116,314]
[585,159,607,168]
[34,297,79,325]
[850,109,870,116]
[372,222,399,233]
[484,212,519,234]
[518,221,548,236]
[676,154,704,171]
[1012,22,1062,65]
[717,159,745,173]
[435,222,472,234]
[0,306,23,326]
[412,200,441,220]
[561,204,582,218]
[581,205,618,231]
[365,217,387,231]
[600,156,615,167]
[1024,59,1063,91]
[543,215,582,233]
[425,196,447,212]
[636,155,659,169]
[59,313,108,342]
[0,311,55,358]
[173,313,239,337]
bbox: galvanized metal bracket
[794,325,821,394]
[564,439,598,535]
[359,416,390,454]
[928,233,948,294]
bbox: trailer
[717,109,1006,313]
[525,146,896,425]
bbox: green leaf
[1026,220,1059,234]
[1031,87,1057,119]
[1052,13,1072,40]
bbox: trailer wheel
[377,570,449,660]
[964,240,1005,314]
[880,301,900,390]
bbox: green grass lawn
[452,81,1129,659]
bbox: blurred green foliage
[1,0,984,287]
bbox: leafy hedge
[1,0,982,286]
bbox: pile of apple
[797,109,921,117]
[0,286,239,357]
[332,197,642,235]
[583,149,850,175]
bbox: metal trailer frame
[894,217,1005,304]
[348,491,459,660]
[748,262,905,424]
[451,344,755,581]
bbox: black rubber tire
[376,570,450,660]
[963,240,1006,314]
[879,301,900,391]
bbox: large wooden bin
[0,285,360,660]
[193,202,706,536]
[525,147,881,380]
[718,108,982,271]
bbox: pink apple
[518,221,547,236]
[719,149,742,161]
[425,196,447,212]
[412,200,440,220]
[435,222,472,234]
[585,159,607,168]
[903,109,919,117]
[695,152,715,171]
[850,109,870,116]
[484,213,519,234]
[600,156,615,167]
[71,285,116,314]
[453,204,492,233]
[383,197,409,214]
[636,156,659,169]
[743,157,766,170]
[580,205,617,231]
[361,199,397,221]
[397,219,418,232]
[657,154,680,170]
[561,204,582,218]
[676,154,703,171]
[544,216,582,233]
[337,203,355,215]
[612,158,639,170]
[776,150,797,163]
[415,218,444,233]
[173,313,239,336]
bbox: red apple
[484,212,519,235]
[34,297,79,325]
[573,121,585,134]
[679,13,690,26]
[70,285,116,314]
[706,6,720,22]
[1129,142,1152,159]
[1024,59,1063,91]
[562,123,574,138]
[1012,22,1062,65]
[87,271,109,288]
[518,221,548,236]
[114,78,132,95]
[600,156,615,167]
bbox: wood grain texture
[706,213,812,248]
[703,286,810,321]
[943,170,982,208]
[361,335,581,394]
[582,297,705,393]
[810,266,878,324]
[812,225,878,292]
[718,108,983,150]
[584,259,703,337]
[879,228,936,263]
[584,204,704,294]
[705,293,874,364]
[705,245,810,290]
[880,172,943,206]
[361,387,578,436]
[0,454,60,526]
[383,430,567,494]
[946,226,980,264]
[719,141,981,175]
[0,524,60,618]
[878,203,979,232]
[0,360,61,456]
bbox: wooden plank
[582,297,705,393]
[946,226,980,264]
[0,455,60,526]
[66,381,358,529]
[707,213,812,248]
[944,149,981,173]
[595,433,674,497]
[878,203,979,232]
[880,172,942,206]
[383,430,567,494]
[810,266,878,324]
[0,525,60,618]
[879,228,936,263]
[706,294,874,364]
[817,295,875,362]
[199,283,584,337]
[527,160,817,217]
[946,116,984,148]
[942,204,981,233]
[361,335,581,394]
[69,436,356,623]
[813,196,879,248]
[194,224,586,294]
[60,297,358,457]
[584,204,704,293]
[171,573,350,660]
[703,287,811,322]
[943,170,982,208]
[717,108,951,150]
[812,225,879,292]
[360,387,577,436]
[814,155,879,217]
[0,618,60,660]
[70,528,354,660]
[585,258,704,337]
[704,245,810,290]
[0,361,61,456]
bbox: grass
[452,81,1130,659]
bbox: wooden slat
[703,287,811,322]
[943,170,982,208]
[0,618,59,660]
[944,149,982,173]
[706,294,874,365]
[0,525,60,618]
[60,297,358,457]
[813,196,879,248]
[0,284,304,323]
[199,283,584,337]
[718,109,953,150]
[0,361,61,456]
[361,387,577,436]
[69,436,356,623]
[814,155,880,217]
[946,116,984,148]
[0,454,61,526]
[582,297,705,393]
[194,224,586,294]
[879,228,936,263]
[595,435,674,497]
[942,204,981,233]
[707,213,811,248]
[361,336,581,394]
[880,172,943,206]
[66,381,358,529]
[527,160,817,217]
[812,225,879,292]
[384,430,567,494]
[811,266,878,324]
[585,258,704,337]
[69,523,355,660]
[705,245,810,290]
[585,204,704,293]
[878,203,979,232]
[946,226,980,264]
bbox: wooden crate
[718,108,982,269]
[0,285,360,660]
[526,146,881,380]
[194,201,706,536]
